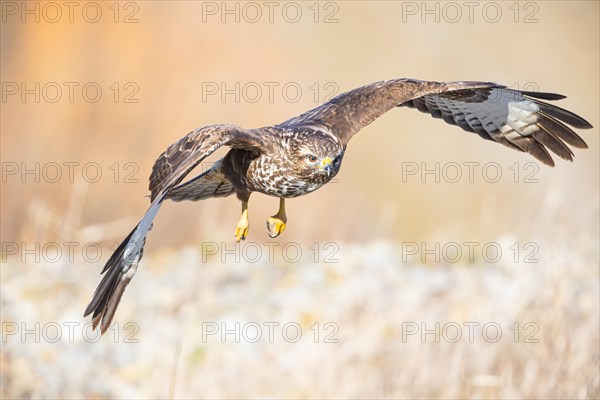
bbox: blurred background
[1,1,598,398]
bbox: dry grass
[1,204,598,398]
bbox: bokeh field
[1,1,599,398]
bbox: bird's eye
[333,156,341,165]
[306,155,318,163]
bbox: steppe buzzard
[85,78,593,333]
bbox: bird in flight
[85,78,592,333]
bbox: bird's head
[289,129,344,183]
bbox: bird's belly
[251,175,325,198]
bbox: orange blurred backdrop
[1,1,598,250]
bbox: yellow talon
[235,224,248,242]
[266,198,287,238]
[266,217,286,238]
[235,205,249,242]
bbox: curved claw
[266,217,286,238]
[235,208,249,242]
[235,224,249,242]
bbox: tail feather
[84,194,166,334]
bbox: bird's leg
[235,199,250,242]
[266,198,287,238]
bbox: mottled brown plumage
[85,78,593,333]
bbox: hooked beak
[320,157,333,176]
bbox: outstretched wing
[279,78,484,144]
[85,124,265,334]
[166,159,236,202]
[149,124,265,200]
[400,86,592,166]
[280,79,592,165]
